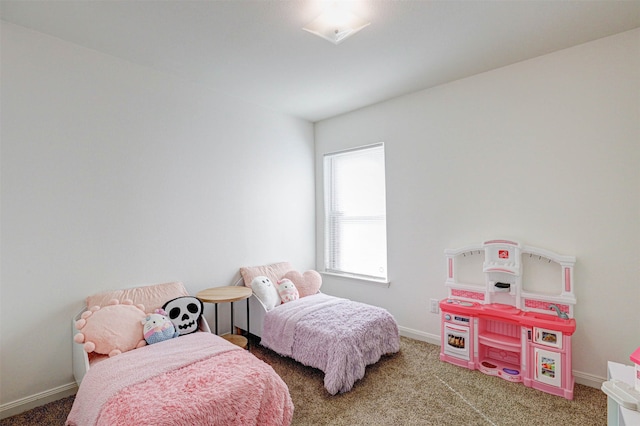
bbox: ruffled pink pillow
[74,299,147,357]
[282,270,322,298]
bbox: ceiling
[2,0,639,122]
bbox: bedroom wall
[315,29,640,387]
[0,22,315,414]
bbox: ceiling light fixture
[303,3,370,45]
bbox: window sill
[320,271,390,287]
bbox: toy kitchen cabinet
[439,239,577,399]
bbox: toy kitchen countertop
[440,299,576,335]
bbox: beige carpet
[1,336,607,425]
[252,336,607,426]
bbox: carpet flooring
[1,336,607,425]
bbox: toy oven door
[443,323,470,360]
[533,327,563,349]
[534,347,562,387]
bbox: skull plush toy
[162,296,203,335]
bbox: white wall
[315,29,640,386]
[0,22,315,412]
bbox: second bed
[234,263,400,395]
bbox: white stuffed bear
[277,279,299,304]
[251,276,281,310]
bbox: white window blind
[323,143,388,281]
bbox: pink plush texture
[240,262,294,289]
[277,279,299,304]
[85,281,189,313]
[282,270,322,298]
[66,333,293,426]
[261,293,400,395]
[74,299,147,357]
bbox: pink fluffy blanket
[66,332,293,426]
[261,293,400,395]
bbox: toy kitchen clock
[439,239,577,399]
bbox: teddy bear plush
[74,299,147,357]
[277,279,299,304]
[141,308,180,345]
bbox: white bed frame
[231,277,269,338]
[72,309,211,385]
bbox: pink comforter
[67,332,293,426]
[261,293,400,395]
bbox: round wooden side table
[196,286,252,349]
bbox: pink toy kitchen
[440,239,577,399]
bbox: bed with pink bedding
[67,282,293,426]
[67,332,292,426]
[260,293,400,395]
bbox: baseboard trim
[574,370,606,389]
[0,382,77,420]
[398,325,440,346]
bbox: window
[323,143,388,282]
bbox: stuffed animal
[277,279,299,304]
[141,309,179,345]
[282,270,322,298]
[162,296,203,336]
[251,276,281,310]
[74,299,147,357]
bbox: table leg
[230,301,234,335]
[214,303,218,335]
[246,298,251,350]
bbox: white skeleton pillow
[162,296,203,336]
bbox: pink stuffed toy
[277,279,299,304]
[282,270,322,298]
[141,308,179,345]
[74,299,147,357]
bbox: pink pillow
[74,299,147,357]
[240,262,294,289]
[282,270,322,298]
[86,282,189,313]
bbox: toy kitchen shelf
[439,239,577,400]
